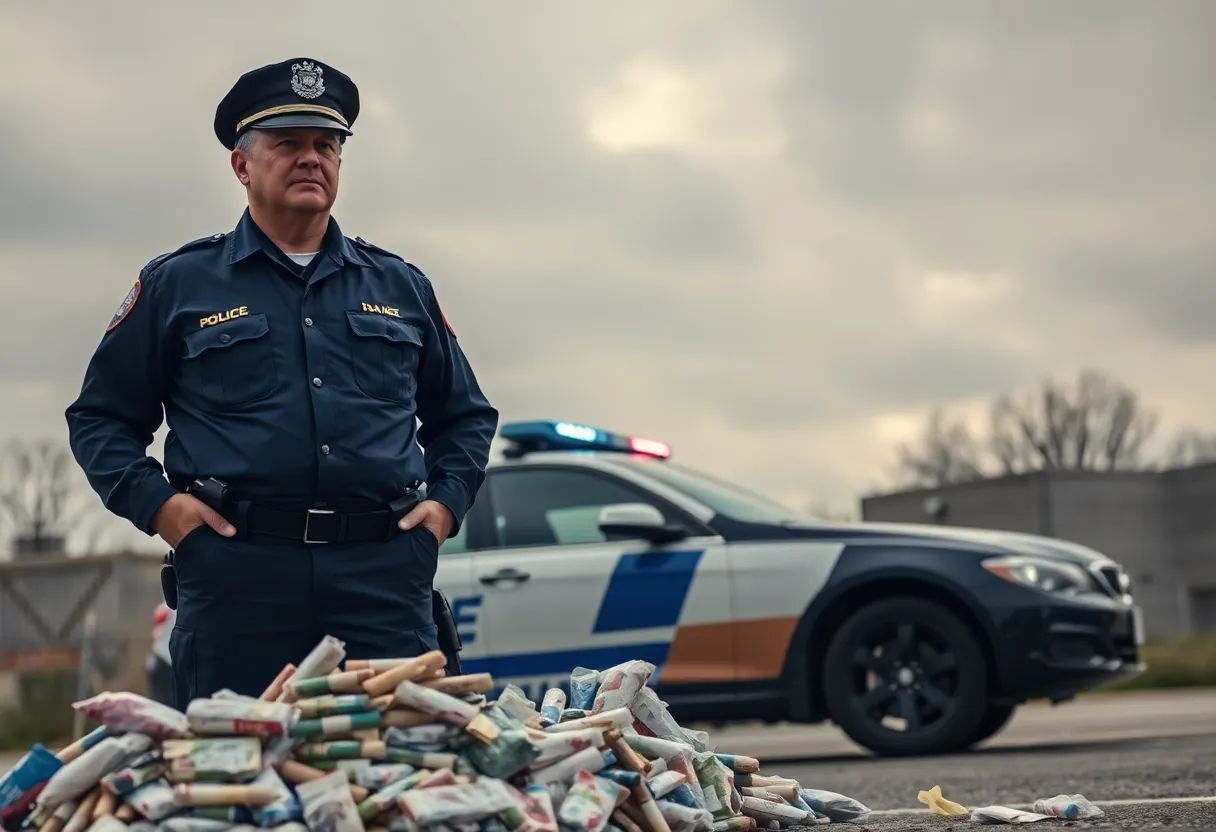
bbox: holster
[432,588,464,676]
[160,550,178,611]
[160,477,230,611]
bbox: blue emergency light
[499,420,672,459]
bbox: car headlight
[982,555,1096,595]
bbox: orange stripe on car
[659,616,800,683]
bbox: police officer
[64,57,499,706]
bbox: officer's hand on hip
[398,500,454,545]
[153,493,237,549]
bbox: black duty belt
[243,504,402,544]
[185,477,426,544]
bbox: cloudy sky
[1,0,1213,553]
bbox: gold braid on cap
[236,104,349,134]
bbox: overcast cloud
[1,0,1214,552]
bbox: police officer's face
[235,128,342,214]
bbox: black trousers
[168,523,440,706]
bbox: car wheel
[821,596,989,757]
[957,703,1017,750]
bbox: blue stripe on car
[592,549,705,633]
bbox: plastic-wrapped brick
[0,634,880,832]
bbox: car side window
[438,519,469,556]
[486,468,685,549]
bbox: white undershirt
[286,252,318,266]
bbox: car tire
[821,596,989,757]
[957,703,1017,750]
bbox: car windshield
[603,456,811,524]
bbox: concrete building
[859,463,1216,641]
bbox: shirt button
[312,377,322,388]
[220,334,231,344]
[321,444,330,455]
[304,317,313,327]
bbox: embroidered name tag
[361,302,400,317]
[199,306,250,328]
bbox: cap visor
[247,113,352,135]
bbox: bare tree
[987,369,1158,473]
[1163,427,1216,468]
[0,437,100,557]
[892,407,988,487]
[891,369,1174,487]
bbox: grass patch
[0,672,79,752]
[0,703,75,752]
[1099,634,1216,691]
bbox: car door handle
[479,567,532,586]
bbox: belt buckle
[304,508,336,544]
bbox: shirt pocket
[180,313,278,411]
[346,311,423,403]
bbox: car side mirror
[598,503,687,544]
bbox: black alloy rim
[848,621,959,734]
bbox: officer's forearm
[67,267,175,537]
[425,478,470,531]
[419,405,498,532]
[66,409,178,536]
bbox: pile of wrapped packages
[0,637,873,832]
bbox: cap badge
[291,60,325,99]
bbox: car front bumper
[989,592,1145,704]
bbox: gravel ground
[839,799,1216,830]
[765,734,1215,811]
[768,735,1215,828]
[710,690,1216,830]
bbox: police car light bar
[499,420,672,459]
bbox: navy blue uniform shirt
[66,209,498,537]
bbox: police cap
[214,57,360,151]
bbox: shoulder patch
[438,302,456,338]
[106,279,141,332]
[405,262,454,337]
[143,233,226,273]
[352,236,406,263]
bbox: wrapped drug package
[0,645,876,832]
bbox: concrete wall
[1163,463,1216,587]
[860,474,1047,534]
[1162,463,1216,633]
[1044,473,1189,640]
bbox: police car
[146,419,1145,757]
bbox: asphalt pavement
[705,688,1216,829]
[1,689,1212,829]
